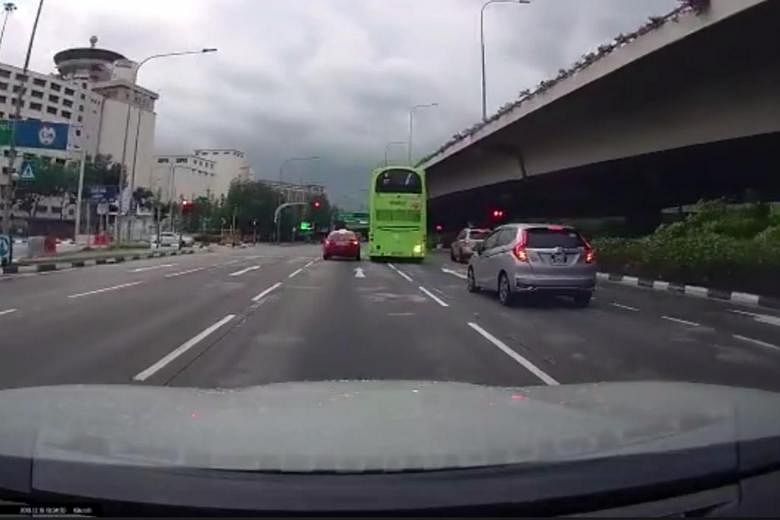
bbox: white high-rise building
[0,37,158,232]
[151,148,251,203]
[193,148,251,197]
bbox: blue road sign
[19,160,35,181]
[10,120,70,150]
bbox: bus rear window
[375,169,422,194]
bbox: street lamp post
[117,47,217,242]
[276,156,320,242]
[481,0,530,121]
[1,0,43,266]
[384,141,406,166]
[408,103,438,165]
[0,2,17,53]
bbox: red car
[322,230,361,261]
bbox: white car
[150,232,181,249]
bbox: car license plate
[552,253,566,264]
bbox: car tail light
[350,239,358,245]
[513,230,528,262]
[584,247,595,263]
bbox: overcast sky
[2,0,677,209]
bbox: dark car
[323,229,360,260]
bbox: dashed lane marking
[67,281,144,299]
[419,286,449,307]
[661,315,700,327]
[467,322,559,386]
[733,334,780,353]
[252,282,283,302]
[165,267,205,278]
[387,263,413,282]
[133,314,236,382]
[441,268,467,280]
[0,308,18,317]
[288,268,303,279]
[130,263,177,273]
[610,302,639,312]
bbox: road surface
[1,244,779,392]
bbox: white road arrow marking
[354,267,365,278]
[441,267,467,280]
[229,265,260,277]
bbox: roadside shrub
[754,225,780,245]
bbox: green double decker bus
[368,166,427,261]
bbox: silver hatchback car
[466,223,596,306]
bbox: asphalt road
[1,244,780,392]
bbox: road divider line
[610,302,639,312]
[304,260,316,269]
[133,314,236,381]
[165,267,205,278]
[252,282,283,302]
[467,322,559,386]
[729,309,780,327]
[0,308,18,317]
[661,315,700,327]
[733,334,780,353]
[442,268,467,280]
[419,286,449,307]
[68,281,143,299]
[387,263,413,282]
[229,265,260,277]
[288,268,303,279]
[130,263,176,273]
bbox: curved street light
[481,0,530,121]
[408,102,438,165]
[0,2,17,52]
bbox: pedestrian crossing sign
[19,160,35,181]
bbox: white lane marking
[130,263,176,273]
[165,267,205,278]
[0,308,18,317]
[388,312,414,316]
[221,259,242,266]
[442,267,467,280]
[354,267,366,278]
[288,268,303,279]
[229,265,260,277]
[252,282,283,302]
[68,281,143,299]
[610,302,639,312]
[133,314,236,381]
[729,309,780,328]
[733,334,780,353]
[304,260,316,269]
[467,322,559,386]
[661,315,700,327]
[387,263,413,282]
[419,286,449,307]
[40,268,76,276]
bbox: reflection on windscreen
[469,230,490,240]
[375,169,422,194]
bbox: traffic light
[181,200,193,214]
[491,209,504,220]
[312,199,321,209]
[435,224,443,232]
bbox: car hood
[0,380,779,472]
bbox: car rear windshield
[329,232,356,241]
[525,228,585,248]
[468,230,490,240]
[375,169,422,194]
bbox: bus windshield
[375,169,422,194]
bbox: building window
[0,96,6,103]
[55,158,66,165]
[0,69,9,78]
[36,204,47,213]
[68,208,75,216]
[81,82,87,89]
[62,99,73,108]
[14,73,27,81]
[61,110,71,118]
[78,104,83,112]
[10,99,23,107]
[64,87,75,96]
[80,93,85,100]
[76,115,82,122]
[74,129,81,137]
[31,90,43,98]
[175,158,187,164]
[48,94,59,103]
[50,206,62,214]
[0,82,7,90]
[29,102,42,111]
[157,158,169,163]
[46,106,57,115]
[50,82,61,92]
[33,78,46,87]
[11,85,21,93]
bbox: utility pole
[1,0,43,264]
[73,149,87,240]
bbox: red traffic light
[312,200,321,209]
[491,209,504,219]
[435,224,443,232]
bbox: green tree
[221,180,278,238]
[13,159,78,218]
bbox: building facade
[151,154,217,202]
